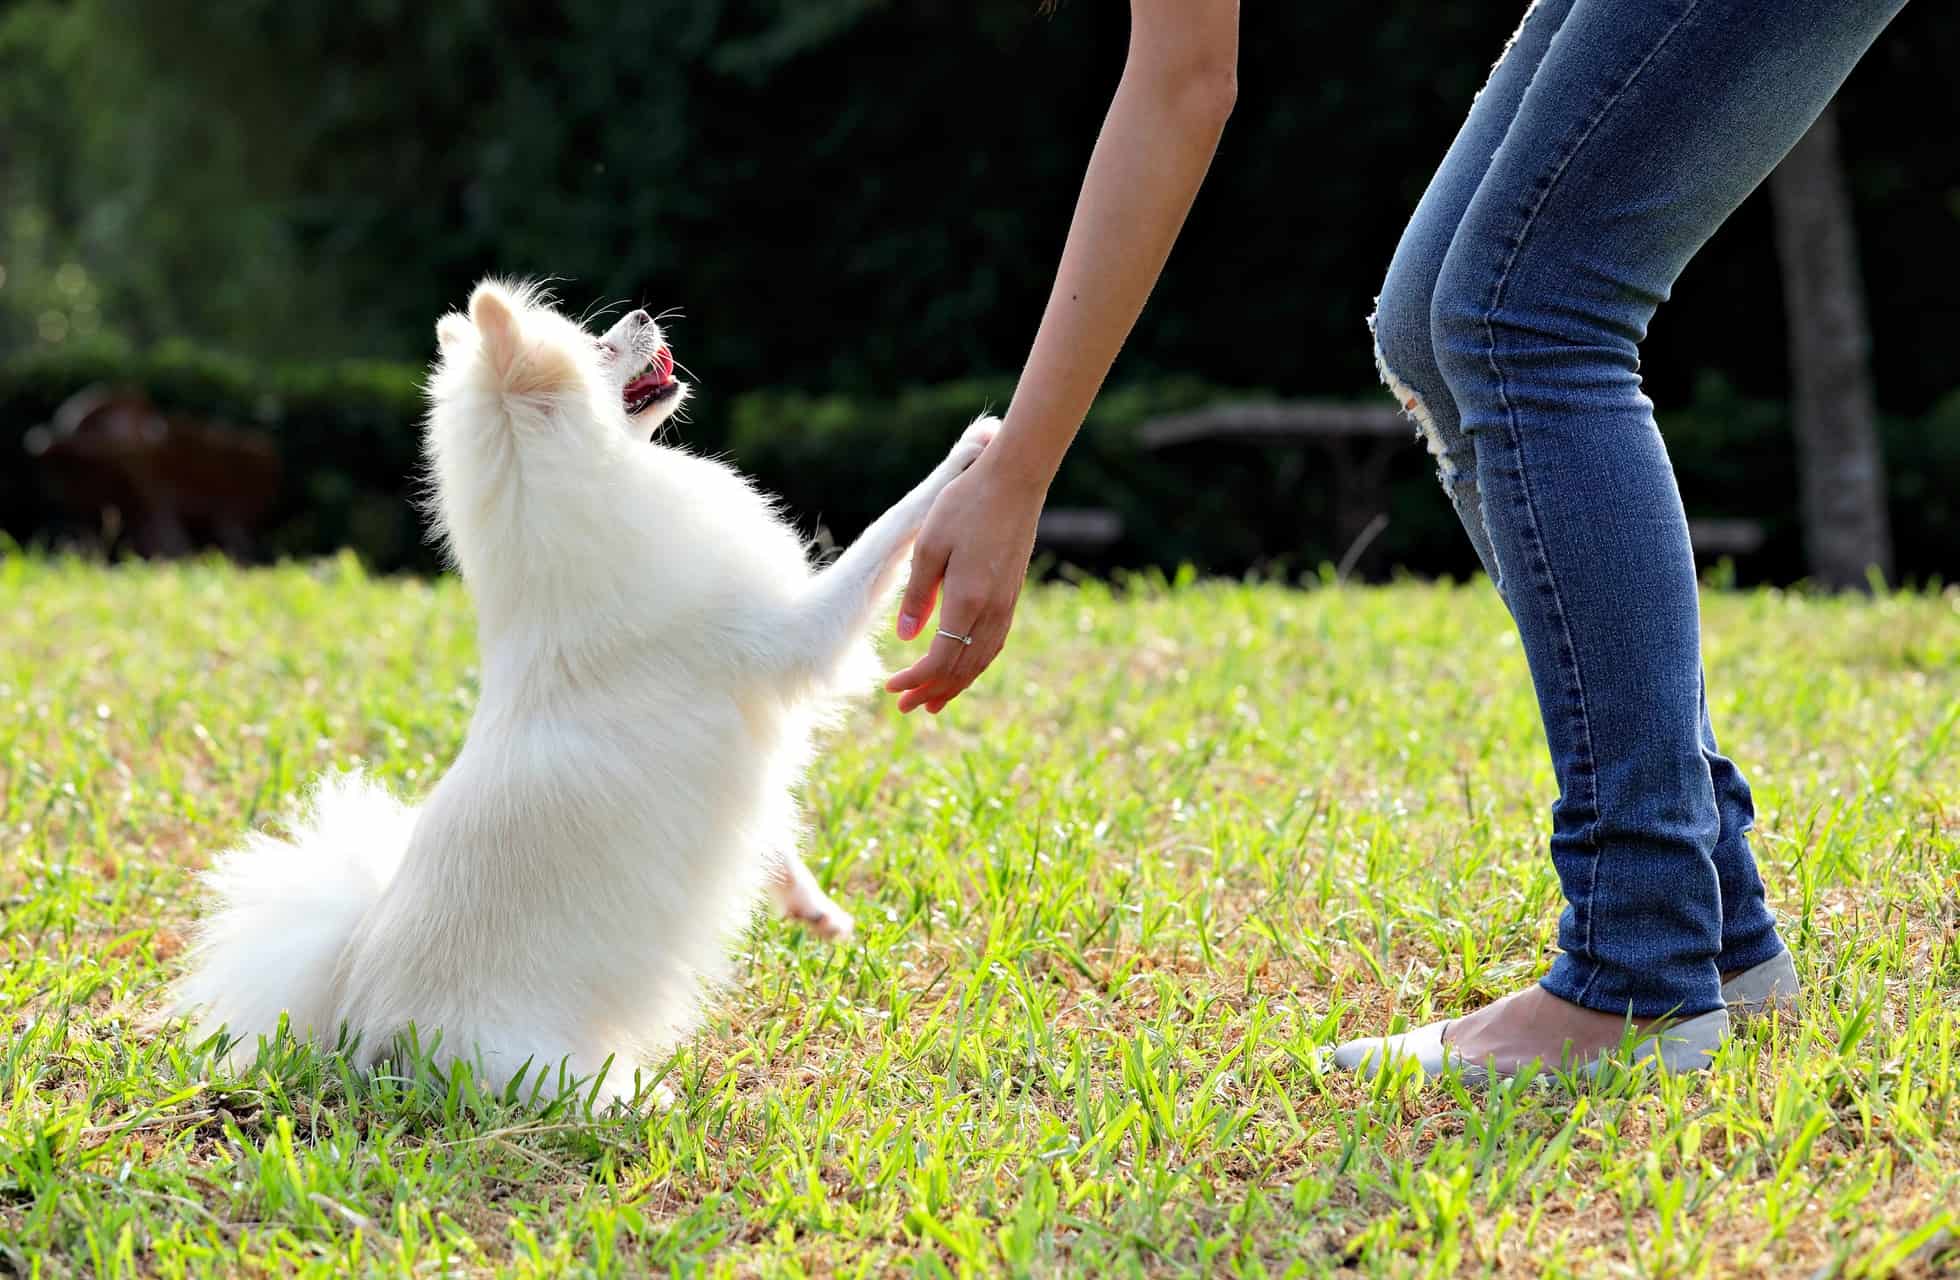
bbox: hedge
[3,341,1955,585]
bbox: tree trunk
[1768,102,1892,592]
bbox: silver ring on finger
[936,627,974,646]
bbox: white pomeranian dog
[172,279,993,1104]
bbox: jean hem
[1540,956,1724,1020]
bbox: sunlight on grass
[2,552,1955,1276]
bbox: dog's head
[432,279,690,442]
[423,280,694,593]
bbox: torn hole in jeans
[1369,325,1456,485]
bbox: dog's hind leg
[769,851,855,941]
[755,417,996,692]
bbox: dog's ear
[466,280,579,396]
[435,312,473,358]
[469,282,522,372]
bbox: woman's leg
[1370,0,1577,585]
[1423,0,1904,1038]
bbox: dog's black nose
[626,309,653,329]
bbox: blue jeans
[1371,0,1904,1018]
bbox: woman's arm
[886,0,1238,714]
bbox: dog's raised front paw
[946,415,1000,472]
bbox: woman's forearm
[989,4,1238,491]
[883,0,1236,715]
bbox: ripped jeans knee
[1370,325,1456,485]
[1366,285,1472,490]
[1365,291,1506,589]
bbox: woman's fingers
[895,537,950,642]
[934,628,1007,713]
[894,606,1009,714]
[898,685,945,715]
[888,595,1003,713]
[886,627,970,703]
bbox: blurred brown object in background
[22,386,280,560]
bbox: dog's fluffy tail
[172,770,413,1061]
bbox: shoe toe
[1330,1036,1389,1072]
[1330,1020,1453,1078]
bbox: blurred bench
[1032,401,1416,573]
[1134,402,1410,451]
[1141,402,1409,570]
[1034,401,1410,567]
[1686,518,1767,558]
[1035,399,1768,576]
[1035,506,1126,557]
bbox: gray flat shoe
[1330,1005,1731,1085]
[1721,947,1799,1019]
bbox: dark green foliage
[1,1,1954,580]
[1,1,1955,413]
[5,346,1954,584]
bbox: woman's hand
[885,452,1045,714]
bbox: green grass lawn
[2,552,1956,1277]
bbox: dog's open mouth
[623,346,679,416]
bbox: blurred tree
[0,1,1953,420]
[1770,103,1892,591]
[0,0,319,354]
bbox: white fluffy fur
[172,279,993,1104]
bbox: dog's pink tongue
[623,348,676,407]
